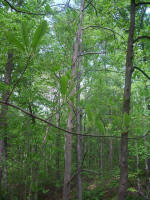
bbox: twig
[6,54,32,102]
[83,0,93,11]
[84,68,125,74]
[82,25,125,41]
[3,0,46,15]
[134,67,150,80]
[134,36,150,43]
[79,51,105,56]
[136,2,150,6]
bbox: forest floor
[37,174,145,200]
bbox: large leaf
[60,75,68,95]
[96,120,105,134]
[45,4,52,14]
[6,32,25,51]
[21,21,30,49]
[31,20,48,52]
[86,106,93,122]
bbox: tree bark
[0,51,13,188]
[144,135,150,196]
[76,8,84,197]
[135,140,141,193]
[109,138,113,170]
[63,1,85,199]
[56,111,60,180]
[118,0,135,199]
[100,138,104,174]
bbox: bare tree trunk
[28,104,38,200]
[63,1,85,199]
[118,0,135,199]
[56,111,60,180]
[100,138,104,174]
[144,135,150,196]
[0,51,13,189]
[109,138,113,170]
[76,1,84,198]
[135,140,141,193]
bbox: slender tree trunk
[109,138,113,170]
[28,104,38,200]
[63,1,85,199]
[144,135,150,196]
[56,111,60,180]
[76,1,84,198]
[0,51,13,189]
[118,1,135,199]
[135,140,141,193]
[100,138,104,174]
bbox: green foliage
[6,32,25,51]
[60,75,69,95]
[21,21,30,50]
[31,20,48,52]
[1,0,150,199]
[95,120,105,134]
[83,188,105,200]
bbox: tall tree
[63,0,85,199]
[119,0,135,199]
[0,51,13,188]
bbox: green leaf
[96,120,105,134]
[6,32,25,51]
[31,20,48,52]
[21,21,30,49]
[45,4,52,13]
[60,75,68,95]
[86,106,93,122]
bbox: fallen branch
[0,101,150,140]
[79,51,105,56]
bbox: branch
[83,0,97,16]
[134,67,150,80]
[136,2,150,6]
[0,101,149,140]
[82,169,100,174]
[3,0,46,15]
[90,2,98,16]
[134,36,150,43]
[6,54,32,102]
[79,52,105,56]
[84,68,125,74]
[83,0,93,11]
[82,25,125,40]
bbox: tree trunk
[63,0,85,199]
[76,23,83,200]
[109,138,113,170]
[118,0,135,199]
[144,135,150,196]
[100,138,104,174]
[56,111,60,180]
[135,140,141,193]
[0,51,13,189]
